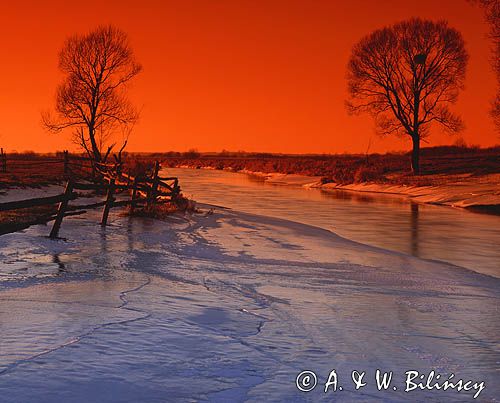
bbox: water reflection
[323,189,379,204]
[410,203,419,256]
[165,168,500,277]
[52,254,66,273]
[99,227,109,255]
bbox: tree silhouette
[471,0,500,132]
[346,18,468,174]
[43,25,142,162]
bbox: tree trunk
[88,127,101,162]
[411,135,420,175]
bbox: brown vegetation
[0,153,67,188]
[1,146,499,190]
[125,196,197,220]
[0,205,57,235]
[0,146,498,233]
[158,146,500,185]
[0,151,191,236]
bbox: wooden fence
[0,150,159,182]
[0,148,6,173]
[0,156,181,239]
[0,149,94,177]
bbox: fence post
[49,179,73,239]
[130,176,138,214]
[0,148,6,173]
[63,150,69,176]
[148,161,160,207]
[172,178,180,201]
[126,169,131,186]
[101,178,116,226]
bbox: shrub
[320,176,334,184]
[354,165,384,183]
[331,167,356,184]
[127,195,198,219]
[127,159,155,178]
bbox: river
[164,167,500,278]
[1,168,498,401]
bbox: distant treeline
[4,145,499,159]
[146,145,500,159]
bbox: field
[1,146,499,190]
[159,146,500,186]
[0,153,68,188]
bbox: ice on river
[0,197,498,402]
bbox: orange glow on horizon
[0,0,498,154]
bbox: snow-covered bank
[239,170,500,211]
[0,199,499,402]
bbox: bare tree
[471,0,500,132]
[346,18,468,174]
[43,25,142,162]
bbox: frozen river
[165,168,500,277]
[0,178,499,402]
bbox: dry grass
[0,161,65,188]
[0,204,57,235]
[1,146,499,189]
[125,195,198,219]
[156,146,500,185]
[0,152,93,189]
[1,147,497,233]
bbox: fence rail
[0,193,79,212]
[0,149,90,176]
[0,154,181,238]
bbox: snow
[239,171,322,187]
[320,173,500,209]
[0,190,499,402]
[0,186,64,203]
[238,170,500,209]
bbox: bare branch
[42,25,142,162]
[470,0,500,132]
[346,18,468,173]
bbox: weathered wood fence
[0,157,181,239]
[0,148,6,173]
[0,149,94,177]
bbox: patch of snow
[0,203,498,401]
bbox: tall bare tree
[43,25,142,162]
[471,0,500,132]
[346,18,468,174]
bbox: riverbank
[242,170,500,213]
[1,149,499,213]
[1,194,499,401]
[158,146,500,213]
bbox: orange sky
[0,0,497,154]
